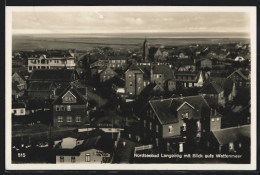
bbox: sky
[12,11,250,35]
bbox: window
[66,116,72,122]
[149,122,152,130]
[182,123,187,131]
[216,117,220,121]
[61,106,65,111]
[76,116,81,122]
[67,105,71,111]
[65,96,74,102]
[60,156,64,162]
[211,118,215,122]
[156,125,159,133]
[155,138,159,147]
[144,82,146,87]
[167,142,170,151]
[129,82,132,86]
[129,74,132,78]
[85,153,90,162]
[71,156,75,163]
[13,110,16,114]
[58,116,63,122]
[168,125,173,133]
[56,106,60,111]
[29,66,32,70]
[182,112,189,119]
[20,109,24,114]
[179,143,183,153]
[229,142,234,151]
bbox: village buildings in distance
[11,37,251,164]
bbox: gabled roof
[211,125,250,145]
[199,81,224,94]
[52,85,87,105]
[149,95,210,125]
[99,66,118,75]
[152,65,175,80]
[12,71,29,81]
[29,68,77,82]
[228,69,248,81]
[125,64,144,73]
[12,82,23,92]
[149,98,177,125]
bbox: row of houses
[122,93,251,154]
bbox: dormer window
[182,112,189,119]
[168,125,173,133]
[62,91,76,103]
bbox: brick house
[99,66,118,83]
[141,95,211,152]
[227,69,250,88]
[107,57,128,69]
[125,64,144,96]
[150,65,176,91]
[52,85,89,127]
[203,125,250,154]
[199,81,225,107]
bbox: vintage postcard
[5,6,256,170]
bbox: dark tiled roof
[149,95,210,125]
[12,102,26,108]
[13,70,29,81]
[199,81,223,94]
[177,58,195,66]
[114,138,136,163]
[29,69,77,82]
[28,82,53,91]
[75,135,114,153]
[152,65,175,80]
[212,125,250,145]
[126,64,144,73]
[228,69,248,81]
[52,85,87,105]
[150,98,178,125]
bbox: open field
[12,34,250,51]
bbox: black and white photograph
[5,6,257,170]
